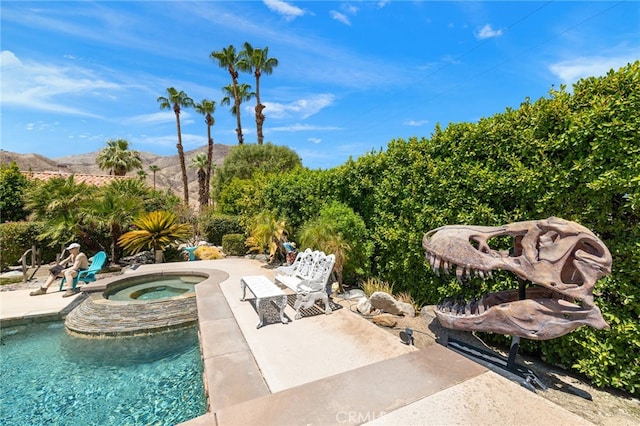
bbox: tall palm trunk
[255,69,265,145]
[231,70,244,144]
[197,168,207,208]
[174,104,189,204]
[205,114,213,205]
[110,222,122,263]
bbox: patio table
[240,275,288,329]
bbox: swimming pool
[0,321,206,425]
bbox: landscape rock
[356,296,372,315]
[397,301,416,317]
[370,291,410,316]
[120,251,155,266]
[372,314,398,328]
[342,289,366,300]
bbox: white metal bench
[240,275,288,329]
[274,249,335,319]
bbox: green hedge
[222,234,246,256]
[199,214,244,246]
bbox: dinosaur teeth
[437,296,488,317]
[434,257,441,271]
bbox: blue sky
[1,1,638,169]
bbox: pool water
[107,277,198,302]
[0,321,206,425]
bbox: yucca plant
[245,210,288,263]
[118,211,193,263]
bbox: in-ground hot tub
[64,270,224,337]
[105,275,201,302]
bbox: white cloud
[475,24,503,40]
[263,94,336,119]
[25,121,58,132]
[307,137,322,144]
[263,0,305,21]
[125,111,174,125]
[343,4,358,15]
[0,50,120,117]
[330,3,359,26]
[1,50,21,67]
[549,56,635,85]
[330,11,351,26]
[404,119,429,127]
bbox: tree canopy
[96,139,142,176]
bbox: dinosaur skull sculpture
[422,217,612,340]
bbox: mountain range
[1,144,233,205]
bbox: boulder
[370,291,413,316]
[356,296,372,315]
[372,314,398,328]
[342,288,366,300]
[397,301,416,317]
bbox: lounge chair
[59,251,107,291]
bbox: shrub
[0,222,57,270]
[198,214,244,246]
[222,234,246,256]
[0,162,30,223]
[194,246,223,260]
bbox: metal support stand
[447,337,547,392]
[447,278,547,392]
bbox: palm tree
[96,139,142,176]
[238,42,278,145]
[149,165,160,190]
[157,87,194,204]
[137,170,147,180]
[23,175,94,247]
[118,210,193,263]
[194,99,216,204]
[82,179,145,263]
[221,83,254,142]
[298,219,351,292]
[190,153,209,210]
[210,45,244,144]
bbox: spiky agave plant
[118,210,193,263]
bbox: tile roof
[22,171,133,187]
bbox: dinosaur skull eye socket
[580,240,603,257]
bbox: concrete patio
[0,258,593,425]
